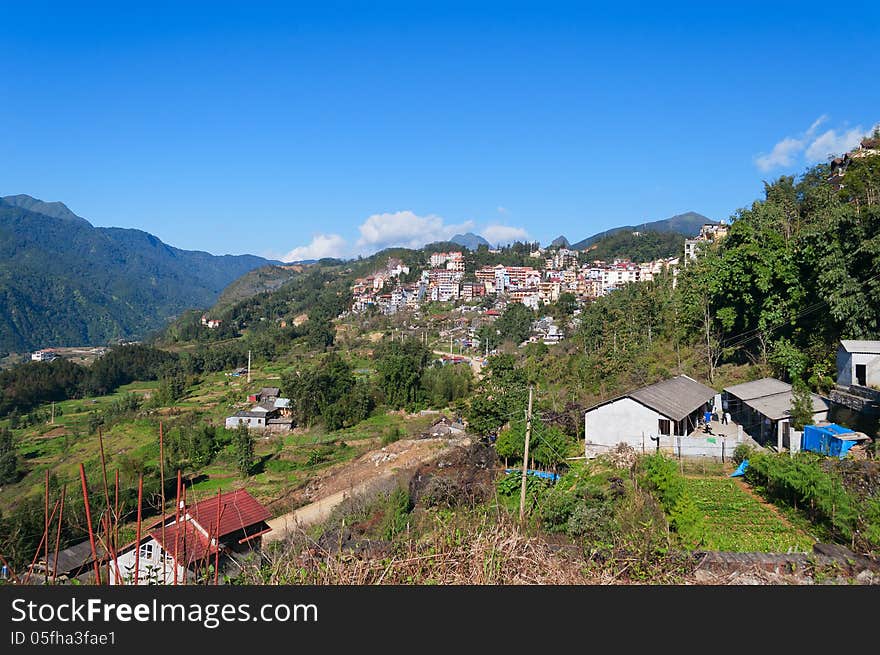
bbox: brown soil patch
[37,426,69,439]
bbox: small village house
[836,340,880,388]
[723,378,829,443]
[110,489,271,585]
[31,348,59,362]
[583,375,716,450]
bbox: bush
[380,488,411,540]
[733,444,753,465]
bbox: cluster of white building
[349,227,728,315]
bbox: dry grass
[239,509,693,585]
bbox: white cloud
[481,224,529,246]
[496,206,509,214]
[355,210,474,252]
[805,127,868,162]
[755,116,875,172]
[807,114,828,136]
[283,233,348,262]
[755,136,805,172]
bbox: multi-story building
[684,222,728,261]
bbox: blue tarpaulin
[802,424,861,459]
[730,459,749,477]
[504,468,559,482]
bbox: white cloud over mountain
[356,210,474,252]
[282,210,531,261]
[480,224,529,245]
[283,233,348,262]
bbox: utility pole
[247,350,252,384]
[519,386,534,525]
[51,401,55,425]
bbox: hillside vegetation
[0,195,275,352]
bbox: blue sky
[2,1,879,260]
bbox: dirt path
[432,350,484,378]
[264,435,470,544]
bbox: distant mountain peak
[450,232,491,250]
[1,194,91,226]
[570,211,712,250]
[549,235,570,248]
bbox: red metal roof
[150,520,214,564]
[188,489,271,539]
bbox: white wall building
[836,340,880,388]
[584,375,716,450]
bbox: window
[139,542,154,559]
[658,419,671,435]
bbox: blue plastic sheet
[730,459,749,477]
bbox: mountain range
[0,195,276,352]
[449,232,492,250]
[565,211,713,250]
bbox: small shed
[836,340,880,388]
[802,423,870,459]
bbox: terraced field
[684,477,816,553]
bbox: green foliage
[233,424,254,477]
[733,443,753,465]
[282,353,374,430]
[585,230,685,262]
[743,452,878,550]
[495,415,573,470]
[640,454,705,547]
[380,487,411,540]
[495,302,534,346]
[373,341,431,409]
[465,354,528,437]
[421,363,474,408]
[0,427,19,484]
[0,196,273,352]
[789,379,815,431]
[381,426,402,446]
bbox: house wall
[224,416,265,430]
[837,348,880,387]
[110,538,189,585]
[585,397,667,448]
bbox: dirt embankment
[264,436,471,543]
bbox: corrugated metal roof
[840,340,880,354]
[628,375,717,421]
[150,520,214,564]
[42,540,107,574]
[189,489,271,539]
[743,391,829,421]
[586,375,716,421]
[723,378,791,400]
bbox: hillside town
[348,223,728,316]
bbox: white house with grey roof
[836,340,880,388]
[583,375,716,450]
[723,377,829,443]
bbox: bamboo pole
[134,475,143,585]
[96,428,120,580]
[173,469,181,586]
[114,470,120,554]
[24,498,60,584]
[214,487,222,586]
[159,422,167,584]
[51,485,66,585]
[44,470,49,585]
[79,464,102,584]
